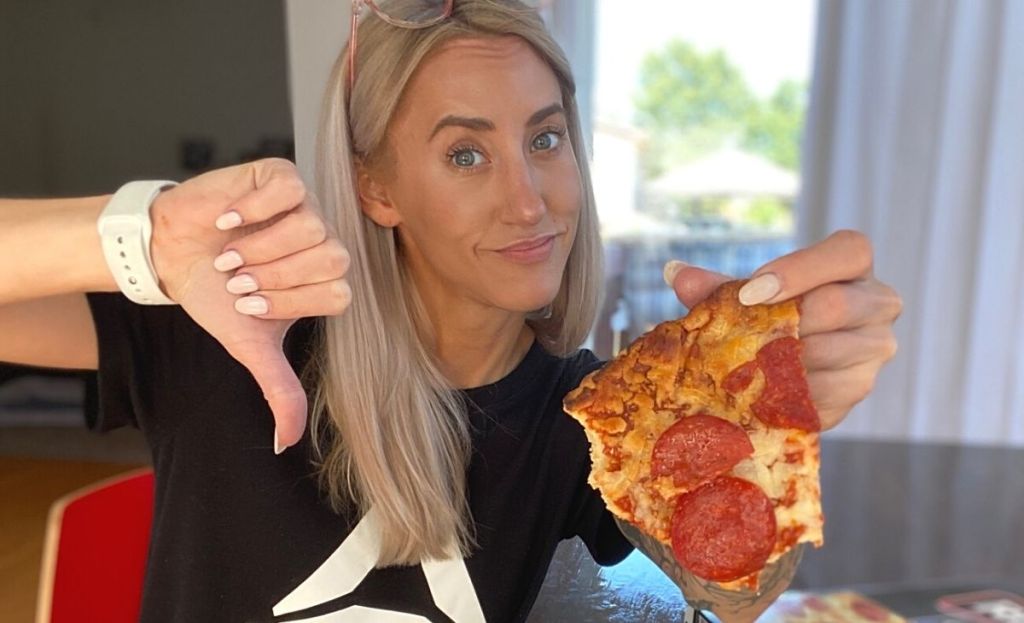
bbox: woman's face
[360,35,582,318]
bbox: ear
[355,163,402,228]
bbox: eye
[448,147,486,169]
[531,129,565,152]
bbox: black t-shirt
[84,292,633,623]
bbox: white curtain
[798,0,1024,445]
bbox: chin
[488,259,567,313]
[495,283,561,315]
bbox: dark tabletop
[529,438,1024,622]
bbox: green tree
[633,40,807,175]
[634,40,755,175]
[742,79,806,171]
[635,40,754,135]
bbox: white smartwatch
[97,180,179,305]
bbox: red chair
[35,468,154,623]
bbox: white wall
[283,0,350,188]
[0,0,293,196]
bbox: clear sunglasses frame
[348,0,455,91]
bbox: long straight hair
[309,0,604,566]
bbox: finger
[234,279,353,320]
[227,241,351,294]
[218,204,328,268]
[215,158,307,230]
[798,280,903,335]
[807,359,882,430]
[236,343,308,453]
[801,326,899,372]
[663,260,732,309]
[739,230,874,306]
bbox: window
[588,0,817,358]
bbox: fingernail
[663,260,688,287]
[213,250,244,272]
[739,273,781,306]
[226,273,259,294]
[274,429,285,455]
[235,295,268,315]
[215,210,243,231]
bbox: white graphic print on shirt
[272,508,486,622]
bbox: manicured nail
[663,260,688,287]
[739,273,781,306]
[213,250,244,272]
[215,210,243,230]
[226,273,259,294]
[235,295,268,315]
[274,429,285,455]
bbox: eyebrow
[427,103,565,141]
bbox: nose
[499,155,546,226]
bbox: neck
[409,280,536,390]
[433,312,536,390]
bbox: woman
[0,1,900,621]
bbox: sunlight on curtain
[799,0,1024,445]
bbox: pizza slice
[564,280,824,591]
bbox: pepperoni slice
[851,597,893,621]
[670,476,776,582]
[804,596,831,612]
[651,414,754,489]
[722,360,758,394]
[751,337,820,431]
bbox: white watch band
[97,180,179,305]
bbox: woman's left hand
[664,229,902,430]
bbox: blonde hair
[310,0,604,566]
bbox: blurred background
[2,0,1023,621]
[4,0,1021,448]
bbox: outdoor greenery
[645,195,793,233]
[633,39,805,231]
[634,39,806,175]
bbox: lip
[494,234,558,264]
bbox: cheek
[394,187,487,265]
[400,208,478,256]
[391,164,475,234]
[543,159,584,224]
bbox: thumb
[663,260,732,309]
[238,345,308,454]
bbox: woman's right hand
[149,158,351,453]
